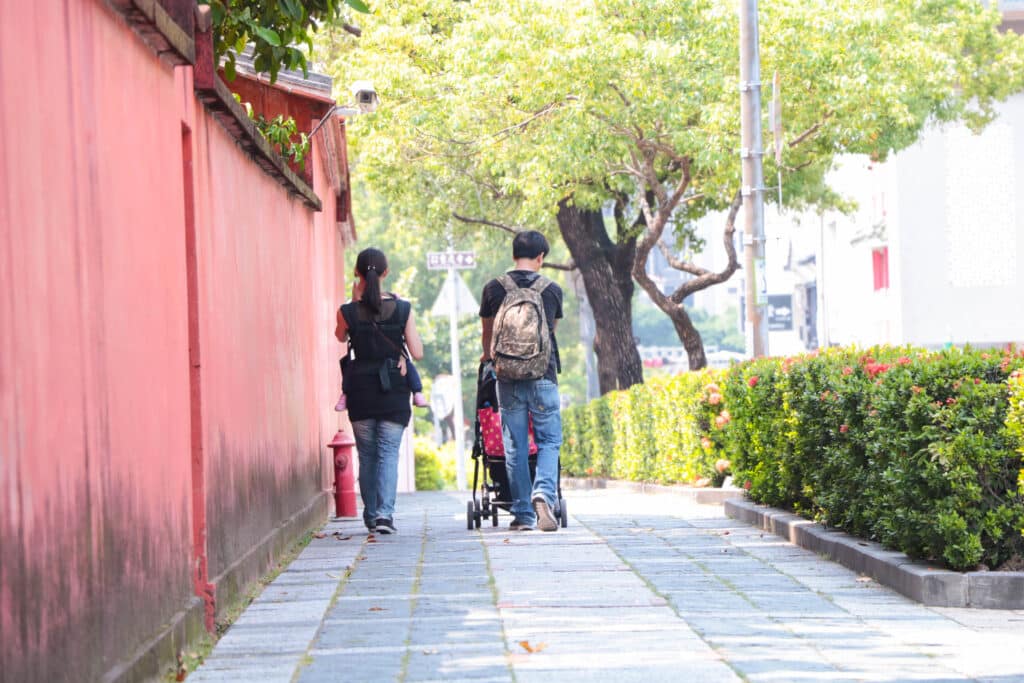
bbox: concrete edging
[562,477,744,505]
[725,499,1024,609]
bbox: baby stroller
[466,361,567,530]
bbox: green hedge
[562,370,730,486]
[562,345,1024,571]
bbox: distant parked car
[706,349,748,369]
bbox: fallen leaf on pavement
[366,537,377,543]
[856,576,873,583]
[422,649,439,655]
[519,640,547,654]
[314,533,326,539]
[503,538,511,544]
[357,555,367,560]
[369,607,386,612]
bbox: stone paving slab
[189,489,1024,682]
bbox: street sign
[768,294,793,331]
[427,251,476,270]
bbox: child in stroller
[466,361,567,530]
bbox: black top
[340,296,412,425]
[479,270,564,383]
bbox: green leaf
[224,55,236,81]
[280,0,303,22]
[253,26,282,47]
[344,0,370,14]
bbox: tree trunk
[667,304,708,371]
[556,199,644,393]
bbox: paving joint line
[290,526,371,683]
[478,519,518,683]
[653,515,969,681]
[397,511,429,683]
[573,515,750,683]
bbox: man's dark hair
[512,230,550,260]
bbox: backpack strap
[528,275,552,293]
[497,274,518,294]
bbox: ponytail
[355,248,388,314]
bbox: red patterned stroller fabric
[477,406,537,457]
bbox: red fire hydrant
[328,429,358,518]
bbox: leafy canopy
[327,0,1024,238]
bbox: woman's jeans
[350,418,407,527]
[496,378,562,524]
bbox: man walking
[479,231,563,532]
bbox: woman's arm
[334,308,348,344]
[404,310,424,360]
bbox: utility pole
[740,0,769,357]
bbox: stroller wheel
[559,498,568,528]
[474,509,482,529]
[466,501,474,531]
[491,508,499,526]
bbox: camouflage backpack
[490,274,553,381]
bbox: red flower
[842,366,854,376]
[748,376,759,388]
[896,356,912,366]
[743,480,752,490]
[839,424,849,433]
[911,385,923,394]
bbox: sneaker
[365,520,376,533]
[413,392,428,408]
[334,392,347,412]
[509,518,534,531]
[375,518,396,534]
[532,496,558,532]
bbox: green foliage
[719,346,1024,571]
[204,0,368,84]
[565,344,1024,570]
[319,0,1024,360]
[561,369,729,485]
[413,436,445,491]
[232,95,311,169]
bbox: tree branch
[608,82,632,107]
[451,212,521,234]
[788,109,835,149]
[669,190,743,303]
[341,23,362,37]
[542,259,576,272]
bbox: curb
[562,477,744,505]
[725,499,1024,609]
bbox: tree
[325,0,1024,377]
[205,0,369,83]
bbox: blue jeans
[497,378,561,524]
[350,418,407,527]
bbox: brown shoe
[532,496,558,532]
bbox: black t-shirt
[479,270,564,383]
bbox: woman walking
[335,248,424,534]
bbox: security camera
[350,81,379,114]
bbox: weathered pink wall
[187,96,333,591]
[0,3,194,681]
[0,2,346,681]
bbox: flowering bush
[560,344,1024,571]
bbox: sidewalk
[189,490,1024,682]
